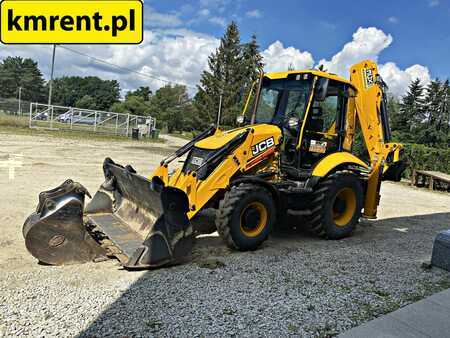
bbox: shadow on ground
[77,212,450,337]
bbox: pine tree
[241,34,264,86]
[0,56,46,102]
[421,79,445,146]
[194,22,263,129]
[440,80,449,147]
[396,79,424,143]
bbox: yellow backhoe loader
[23,60,406,269]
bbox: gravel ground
[1,130,450,337]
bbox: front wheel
[308,173,363,239]
[216,183,276,251]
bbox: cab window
[309,81,346,135]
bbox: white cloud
[388,16,399,23]
[379,63,431,97]
[198,9,210,16]
[429,0,440,7]
[320,21,337,30]
[144,7,183,27]
[0,30,219,95]
[246,9,262,18]
[199,0,229,13]
[318,27,393,76]
[208,16,227,27]
[0,23,431,99]
[262,41,314,72]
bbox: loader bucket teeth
[23,180,105,265]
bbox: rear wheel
[308,173,363,239]
[216,183,276,251]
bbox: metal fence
[0,97,31,116]
[28,102,156,137]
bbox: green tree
[241,34,264,87]
[75,95,97,110]
[194,22,262,129]
[51,76,120,110]
[148,84,189,133]
[0,56,46,102]
[421,79,449,147]
[393,79,424,143]
[126,86,152,101]
[111,96,151,116]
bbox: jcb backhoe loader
[24,60,406,269]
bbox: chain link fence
[0,97,157,137]
[0,97,31,116]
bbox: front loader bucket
[23,158,194,269]
[23,180,106,265]
[85,158,193,269]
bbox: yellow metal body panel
[349,60,404,217]
[195,127,247,150]
[349,60,386,163]
[311,152,369,177]
[150,124,282,219]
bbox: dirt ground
[1,130,450,336]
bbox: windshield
[253,76,312,125]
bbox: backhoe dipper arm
[349,60,404,218]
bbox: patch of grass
[373,289,390,298]
[223,307,236,315]
[350,299,402,324]
[145,319,163,331]
[0,124,165,143]
[287,324,298,333]
[197,258,226,270]
[0,113,29,128]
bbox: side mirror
[315,77,329,102]
[236,115,245,125]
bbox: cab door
[299,79,349,169]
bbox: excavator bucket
[23,158,194,269]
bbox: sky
[0,0,449,97]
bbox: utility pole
[48,44,56,106]
[17,87,22,115]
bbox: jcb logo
[363,68,375,89]
[251,137,275,156]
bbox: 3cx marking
[251,137,275,156]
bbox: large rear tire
[216,183,276,251]
[308,173,363,239]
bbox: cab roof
[265,70,356,91]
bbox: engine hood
[195,124,281,150]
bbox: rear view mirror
[315,77,329,102]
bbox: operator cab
[247,71,355,178]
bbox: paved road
[340,288,450,337]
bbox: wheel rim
[332,188,357,227]
[240,201,268,237]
